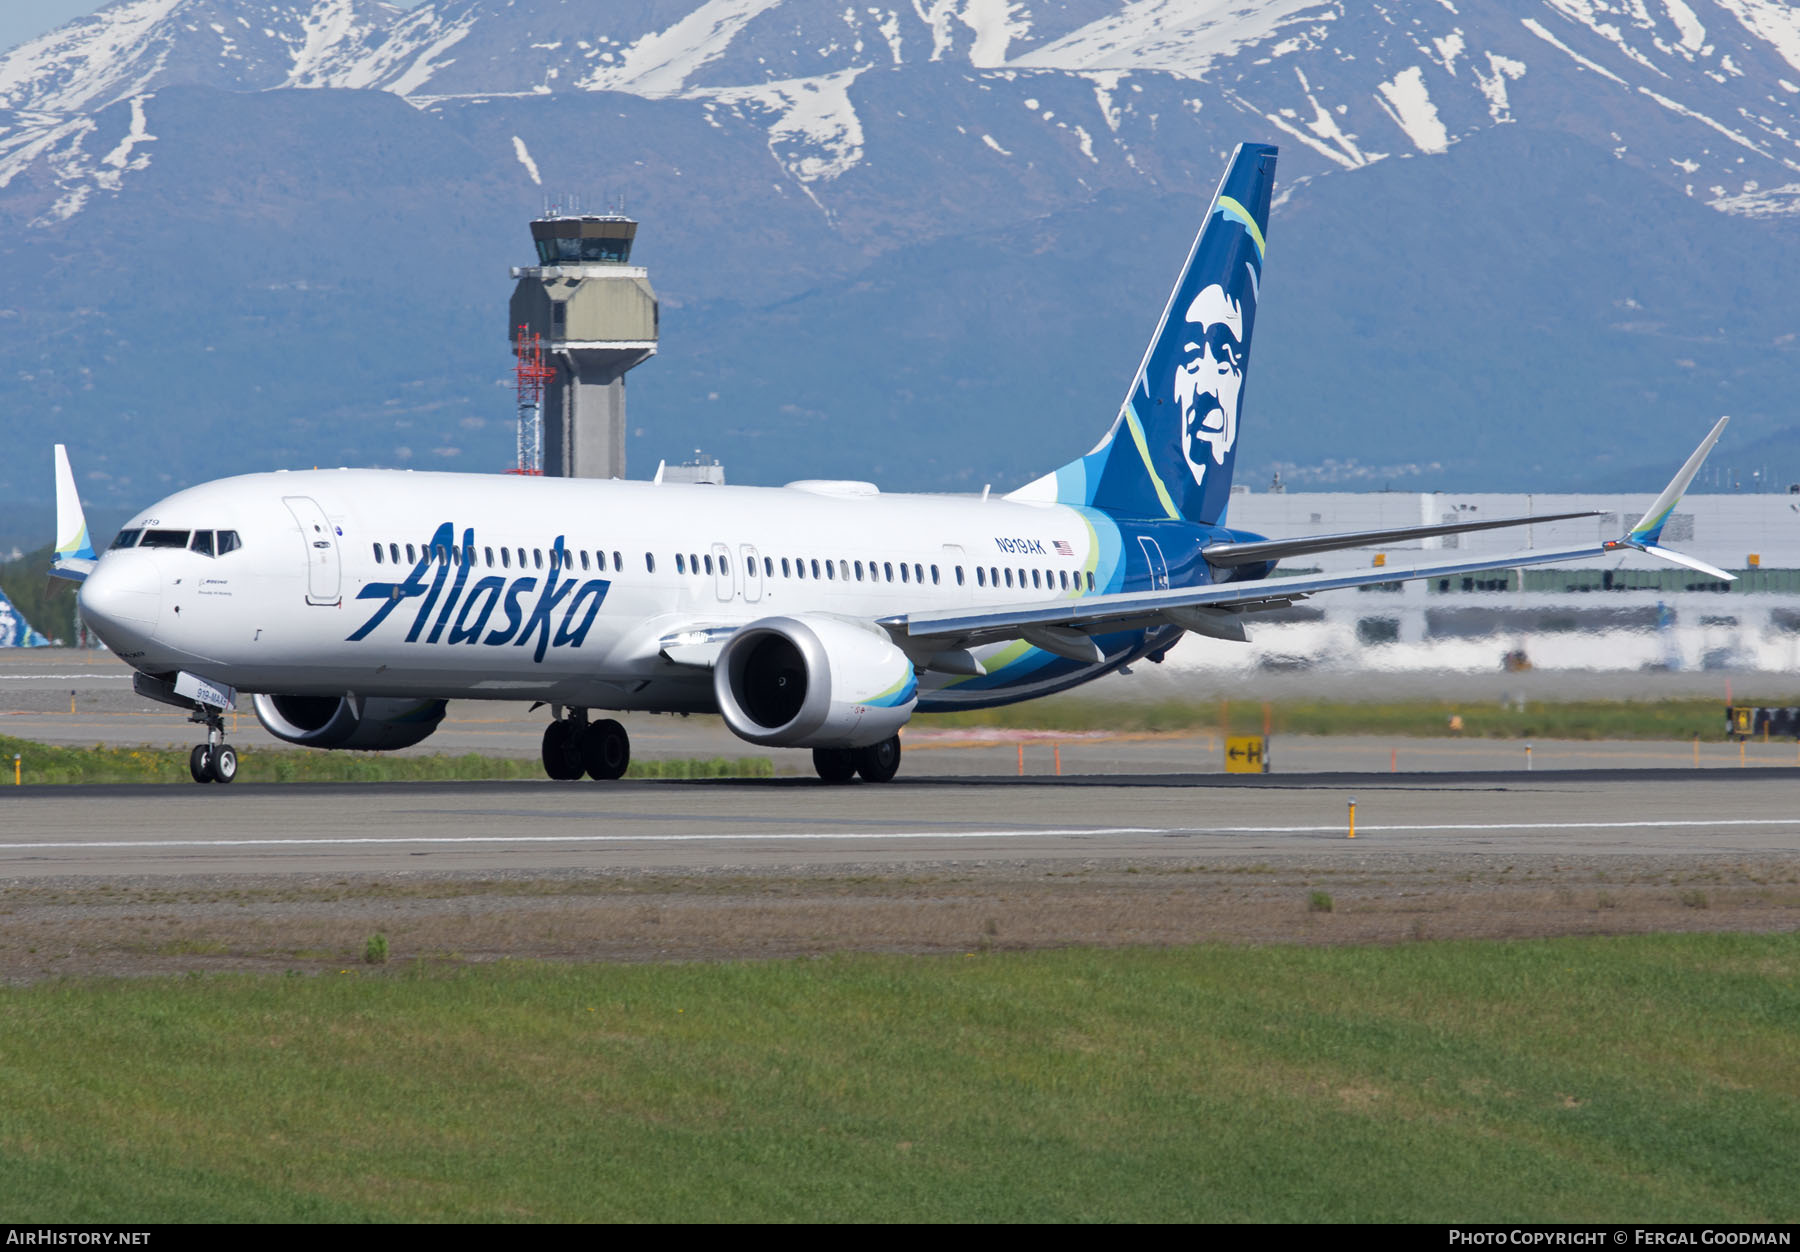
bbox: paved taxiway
[4,770,1799,878]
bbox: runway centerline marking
[4,816,1800,852]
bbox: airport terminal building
[1199,490,1800,675]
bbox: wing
[885,418,1733,663]
[1199,510,1601,568]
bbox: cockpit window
[217,531,240,555]
[139,529,191,549]
[109,529,142,550]
[190,531,215,557]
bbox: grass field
[3,934,1795,1222]
[918,695,1795,742]
[0,732,772,785]
[5,694,1795,784]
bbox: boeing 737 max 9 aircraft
[51,143,1733,784]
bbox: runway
[5,769,1799,878]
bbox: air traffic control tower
[509,215,658,479]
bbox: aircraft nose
[79,552,161,639]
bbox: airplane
[50,141,1734,785]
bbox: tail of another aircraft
[1009,142,1277,526]
[50,444,97,583]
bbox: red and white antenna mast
[510,323,553,474]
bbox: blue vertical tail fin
[1008,142,1276,525]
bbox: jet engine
[252,693,447,750]
[714,615,917,748]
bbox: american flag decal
[1053,539,1073,556]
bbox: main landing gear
[812,735,901,784]
[186,704,237,784]
[540,709,631,781]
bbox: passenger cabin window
[854,561,864,581]
[883,562,894,582]
[781,558,791,578]
[614,551,623,571]
[811,559,821,579]
[533,549,543,570]
[140,529,190,549]
[579,551,590,571]
[956,566,965,586]
[764,557,774,577]
[405,544,416,563]
[110,529,142,550]
[372,543,383,564]
[644,553,655,573]
[704,554,713,575]
[676,553,686,574]
[931,565,940,585]
[977,567,986,587]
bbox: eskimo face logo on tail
[347,523,609,662]
[1175,283,1246,488]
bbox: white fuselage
[79,469,1158,715]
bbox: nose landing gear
[541,708,632,781]
[186,705,238,784]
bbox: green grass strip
[2,934,1796,1221]
[918,696,1797,741]
[0,733,771,784]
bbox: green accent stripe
[1629,501,1679,541]
[1217,196,1266,258]
[1124,405,1181,521]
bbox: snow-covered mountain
[1,0,1797,510]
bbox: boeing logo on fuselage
[348,522,609,662]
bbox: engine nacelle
[714,615,917,748]
[252,693,447,750]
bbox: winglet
[1612,416,1733,581]
[51,444,97,582]
[1627,416,1727,546]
